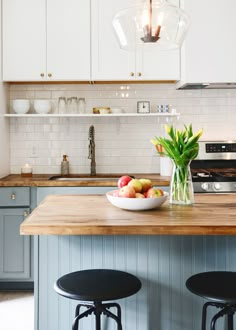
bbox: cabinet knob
[11,194,16,200]
[138,72,142,77]
[48,73,52,78]
[130,72,134,77]
[23,210,29,217]
[40,73,45,77]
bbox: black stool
[54,269,142,330]
[186,271,236,330]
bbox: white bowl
[12,99,30,114]
[33,99,51,114]
[106,190,169,211]
[111,108,123,114]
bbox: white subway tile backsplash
[8,83,236,174]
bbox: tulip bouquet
[151,124,203,204]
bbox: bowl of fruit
[106,175,169,211]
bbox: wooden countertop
[20,194,236,236]
[0,174,169,187]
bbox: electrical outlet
[30,145,38,158]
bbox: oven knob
[213,183,221,190]
[201,183,209,191]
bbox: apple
[146,187,164,198]
[135,193,145,198]
[117,175,133,188]
[118,185,136,198]
[128,178,143,193]
[112,189,120,197]
[139,178,152,193]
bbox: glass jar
[78,98,86,114]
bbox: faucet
[88,125,96,175]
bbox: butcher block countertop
[0,174,169,187]
[20,194,236,236]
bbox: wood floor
[0,291,34,330]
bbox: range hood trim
[176,82,236,90]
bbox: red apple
[118,185,136,198]
[128,179,143,193]
[139,178,152,193]
[135,192,145,198]
[117,175,133,188]
[146,187,164,198]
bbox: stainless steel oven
[191,141,236,193]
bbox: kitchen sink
[48,175,119,181]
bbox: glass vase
[169,160,194,205]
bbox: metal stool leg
[95,311,101,330]
[72,307,95,330]
[227,313,234,330]
[201,302,214,330]
[210,308,227,330]
[103,302,122,330]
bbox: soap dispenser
[61,155,69,175]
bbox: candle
[21,163,33,177]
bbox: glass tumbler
[58,97,67,114]
[67,97,78,114]
[78,98,86,114]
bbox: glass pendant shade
[112,0,190,51]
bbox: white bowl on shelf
[106,190,169,211]
[33,99,51,114]
[12,99,30,114]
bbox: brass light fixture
[112,0,190,51]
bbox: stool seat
[54,269,141,330]
[186,271,236,304]
[54,269,142,302]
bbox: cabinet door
[136,0,180,81]
[47,0,91,81]
[2,0,46,81]
[0,208,31,279]
[136,46,180,80]
[91,0,135,80]
[181,0,236,83]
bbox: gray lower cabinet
[0,208,30,279]
[0,187,33,288]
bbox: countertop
[0,174,170,187]
[20,194,236,236]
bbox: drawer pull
[23,210,29,217]
[11,194,16,200]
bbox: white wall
[8,83,236,175]
[0,2,10,177]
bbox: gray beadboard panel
[37,235,236,330]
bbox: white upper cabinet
[46,0,90,81]
[178,0,236,87]
[2,0,90,81]
[2,0,46,81]
[91,0,180,81]
[91,0,135,81]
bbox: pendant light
[112,0,190,51]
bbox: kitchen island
[20,194,236,330]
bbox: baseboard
[0,281,34,291]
